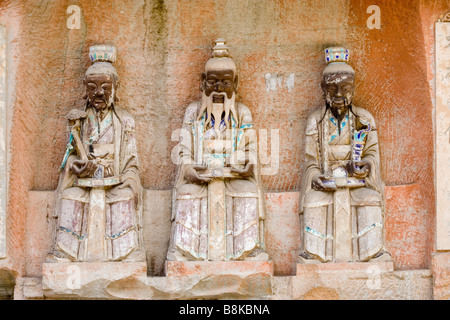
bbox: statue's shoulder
[352,106,377,128]
[113,106,136,129]
[305,107,326,131]
[236,102,253,125]
[308,107,326,121]
[306,107,326,125]
[183,100,201,124]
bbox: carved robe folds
[170,102,265,261]
[54,106,143,261]
[300,105,385,262]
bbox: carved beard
[198,91,237,137]
[324,91,354,135]
[325,91,353,110]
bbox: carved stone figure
[167,39,267,261]
[299,47,391,263]
[47,45,144,262]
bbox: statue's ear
[200,72,206,91]
[113,81,120,102]
[320,78,328,95]
[233,74,239,93]
[82,78,88,99]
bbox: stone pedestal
[42,261,147,299]
[435,21,450,251]
[296,260,394,274]
[432,252,450,300]
[289,261,434,300]
[164,260,274,299]
[0,25,6,260]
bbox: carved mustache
[329,95,352,106]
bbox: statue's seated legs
[171,183,208,261]
[52,187,89,261]
[350,187,385,261]
[226,179,260,260]
[170,179,265,261]
[51,186,142,262]
[301,187,387,262]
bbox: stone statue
[47,45,144,262]
[299,47,391,263]
[167,39,267,261]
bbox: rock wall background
[0,0,448,289]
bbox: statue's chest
[201,126,233,168]
[203,126,233,154]
[84,112,115,159]
[326,114,352,161]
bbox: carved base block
[42,261,147,299]
[296,261,394,275]
[286,261,433,300]
[164,260,274,299]
[432,252,450,300]
[165,260,274,277]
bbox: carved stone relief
[46,45,145,262]
[298,48,391,263]
[0,25,6,260]
[435,20,450,250]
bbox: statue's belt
[74,174,123,188]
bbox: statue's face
[202,69,237,101]
[322,73,355,110]
[85,74,115,111]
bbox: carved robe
[299,105,385,262]
[169,101,265,260]
[53,105,142,261]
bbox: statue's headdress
[204,39,236,73]
[323,47,354,76]
[85,45,119,83]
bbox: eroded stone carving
[47,45,144,262]
[299,47,391,263]
[435,20,450,250]
[167,39,267,261]
[0,25,6,260]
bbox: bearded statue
[167,39,267,261]
[299,47,391,263]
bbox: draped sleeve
[299,107,324,213]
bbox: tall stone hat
[85,45,119,82]
[323,46,355,75]
[204,38,236,73]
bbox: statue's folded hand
[230,163,254,178]
[184,164,212,184]
[71,159,97,178]
[311,175,326,191]
[347,160,371,179]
